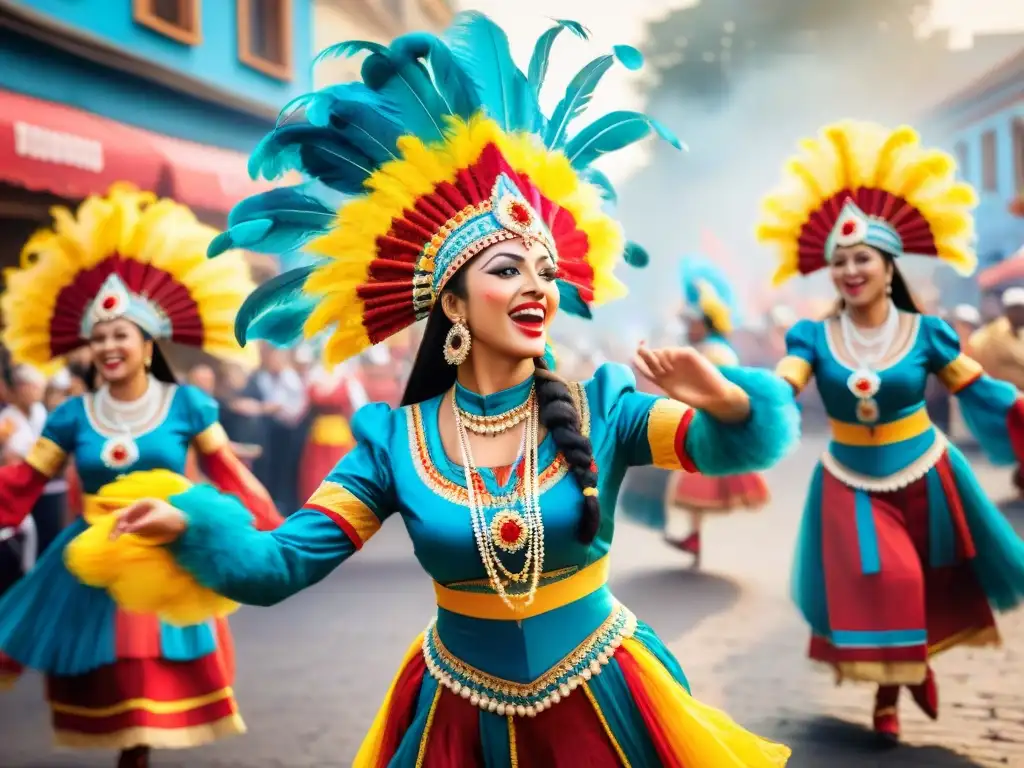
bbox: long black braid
[533,357,600,544]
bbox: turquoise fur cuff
[685,366,800,476]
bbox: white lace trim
[821,432,947,492]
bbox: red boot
[908,666,939,720]
[668,531,702,567]
[873,685,900,746]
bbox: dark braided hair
[401,262,602,544]
[532,357,600,543]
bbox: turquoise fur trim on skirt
[947,445,1024,611]
[687,366,800,476]
[0,518,217,676]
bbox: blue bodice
[43,383,219,493]
[784,314,1021,480]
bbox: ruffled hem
[357,627,790,767]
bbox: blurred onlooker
[254,345,308,513]
[299,363,366,502]
[44,368,72,411]
[0,365,66,556]
[970,288,1024,392]
[358,345,401,407]
[217,363,267,467]
[188,363,216,396]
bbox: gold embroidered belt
[829,408,932,447]
[422,601,636,718]
[433,555,610,620]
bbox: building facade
[0,0,314,272]
[925,49,1024,304]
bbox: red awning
[979,248,1024,289]
[0,88,165,199]
[145,132,275,215]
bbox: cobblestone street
[2,435,1023,767]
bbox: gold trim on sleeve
[775,355,813,393]
[25,436,66,478]
[306,481,383,546]
[193,423,230,455]
[647,399,691,471]
[937,354,983,394]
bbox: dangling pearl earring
[886,282,893,296]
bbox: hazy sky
[460,0,1024,182]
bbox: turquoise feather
[208,186,336,258]
[390,33,480,119]
[446,11,541,133]
[235,264,323,347]
[301,84,403,163]
[313,39,389,69]
[581,167,616,204]
[565,110,682,169]
[248,123,377,193]
[544,46,644,149]
[557,282,592,319]
[527,20,589,98]
[623,242,649,268]
[360,51,449,142]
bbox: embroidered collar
[453,376,534,417]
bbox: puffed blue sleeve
[774,318,817,394]
[925,315,1024,466]
[177,384,220,437]
[584,361,799,477]
[167,402,398,606]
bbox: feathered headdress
[679,256,738,335]
[756,121,977,286]
[1,184,258,369]
[213,13,681,365]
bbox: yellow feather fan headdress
[756,121,977,286]
[2,184,258,369]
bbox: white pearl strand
[93,375,162,433]
[452,390,545,611]
[840,300,899,369]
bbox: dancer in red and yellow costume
[665,258,771,565]
[0,186,280,767]
[759,121,1024,744]
[298,361,365,503]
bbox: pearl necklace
[840,301,899,369]
[457,392,534,436]
[452,391,545,612]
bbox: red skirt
[46,617,242,750]
[809,461,998,684]
[670,470,770,513]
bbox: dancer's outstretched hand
[633,343,750,423]
[111,498,187,541]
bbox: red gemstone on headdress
[841,220,856,236]
[509,202,531,225]
[500,519,522,543]
[111,445,127,461]
[102,295,117,310]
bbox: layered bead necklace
[452,385,545,611]
[92,375,165,469]
[840,300,899,424]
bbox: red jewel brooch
[101,437,139,470]
[490,509,529,553]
